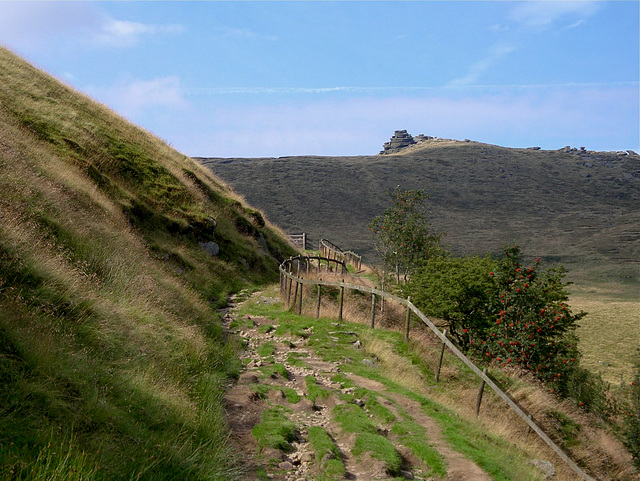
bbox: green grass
[390,414,447,477]
[258,324,276,334]
[351,432,403,476]
[308,426,346,481]
[332,403,378,434]
[259,363,289,380]
[251,407,298,453]
[332,399,403,475]
[250,384,301,404]
[305,376,331,403]
[257,341,277,358]
[546,409,582,448]
[364,394,396,424]
[286,351,310,368]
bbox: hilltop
[0,47,296,479]
[199,133,640,289]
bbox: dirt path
[222,291,492,481]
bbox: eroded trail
[222,291,492,481]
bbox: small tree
[369,186,442,282]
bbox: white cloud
[96,19,184,48]
[86,76,188,118]
[0,2,183,52]
[509,1,600,28]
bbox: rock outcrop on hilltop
[380,130,435,154]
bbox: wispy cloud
[509,1,600,28]
[212,27,278,42]
[182,81,639,97]
[565,19,586,29]
[448,43,517,87]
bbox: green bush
[405,253,497,348]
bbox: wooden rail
[319,238,362,272]
[279,254,597,481]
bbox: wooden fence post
[404,296,411,343]
[435,329,447,383]
[370,294,376,328]
[292,280,299,311]
[380,277,385,314]
[297,280,303,315]
[338,281,345,322]
[287,275,293,307]
[475,368,488,416]
[316,284,321,318]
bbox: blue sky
[1,1,638,157]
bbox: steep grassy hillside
[0,47,296,480]
[200,140,640,290]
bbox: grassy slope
[0,47,296,480]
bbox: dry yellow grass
[571,292,639,384]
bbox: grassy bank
[0,47,296,479]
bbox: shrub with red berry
[468,246,585,394]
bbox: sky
[0,1,638,157]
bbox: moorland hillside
[201,137,640,289]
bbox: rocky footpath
[221,291,497,481]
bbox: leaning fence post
[338,280,345,322]
[475,368,488,416]
[370,293,376,328]
[404,296,411,343]
[287,275,293,307]
[316,283,321,318]
[526,414,534,437]
[435,328,448,383]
